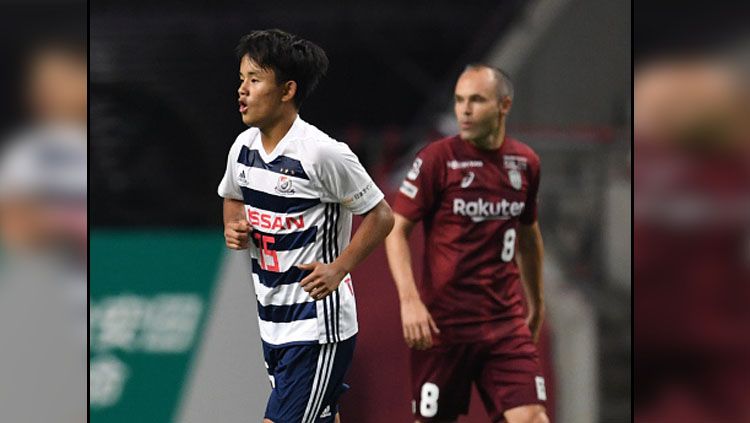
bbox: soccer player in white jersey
[217,29,394,423]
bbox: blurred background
[634,1,750,422]
[90,0,630,422]
[0,1,86,422]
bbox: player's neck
[469,121,506,151]
[259,111,298,155]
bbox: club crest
[508,169,522,190]
[275,175,295,195]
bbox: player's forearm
[385,216,421,302]
[223,198,245,225]
[517,223,545,307]
[331,199,394,275]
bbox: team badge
[274,175,295,195]
[508,169,522,190]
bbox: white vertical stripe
[301,344,329,423]
[307,343,337,423]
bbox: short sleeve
[315,141,384,215]
[217,139,244,200]
[519,155,540,225]
[392,145,444,222]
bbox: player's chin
[459,129,477,141]
[240,113,257,127]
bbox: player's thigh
[410,343,475,422]
[503,404,549,423]
[475,335,547,422]
[264,337,356,423]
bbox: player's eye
[251,78,260,83]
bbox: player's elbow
[379,200,395,234]
[365,199,395,236]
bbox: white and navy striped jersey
[218,116,384,346]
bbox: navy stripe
[252,227,318,252]
[321,204,329,264]
[326,204,337,341]
[257,301,317,323]
[238,146,310,180]
[334,290,341,342]
[241,187,320,214]
[322,204,331,343]
[335,205,341,341]
[325,204,334,264]
[323,296,331,343]
[333,204,340,257]
[252,259,311,288]
[330,295,338,343]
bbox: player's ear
[281,80,297,104]
[499,95,513,116]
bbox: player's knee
[530,411,550,423]
[504,404,548,423]
[263,419,274,423]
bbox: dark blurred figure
[634,53,750,422]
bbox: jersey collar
[256,114,304,163]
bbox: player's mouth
[460,121,473,129]
[238,99,248,113]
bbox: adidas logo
[319,405,332,418]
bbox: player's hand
[400,297,440,350]
[224,220,250,250]
[297,261,347,300]
[526,303,545,343]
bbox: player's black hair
[235,29,329,108]
[465,63,514,100]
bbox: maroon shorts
[410,334,546,422]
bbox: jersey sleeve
[217,139,244,200]
[519,153,541,225]
[392,144,444,222]
[315,141,385,215]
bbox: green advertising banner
[90,231,224,423]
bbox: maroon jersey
[393,135,541,343]
[634,140,750,354]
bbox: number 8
[420,382,439,418]
[501,228,516,262]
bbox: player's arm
[516,221,545,343]
[385,213,440,350]
[299,199,394,300]
[223,198,249,250]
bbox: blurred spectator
[0,35,86,422]
[635,54,750,422]
[0,38,86,255]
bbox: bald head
[463,64,514,101]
